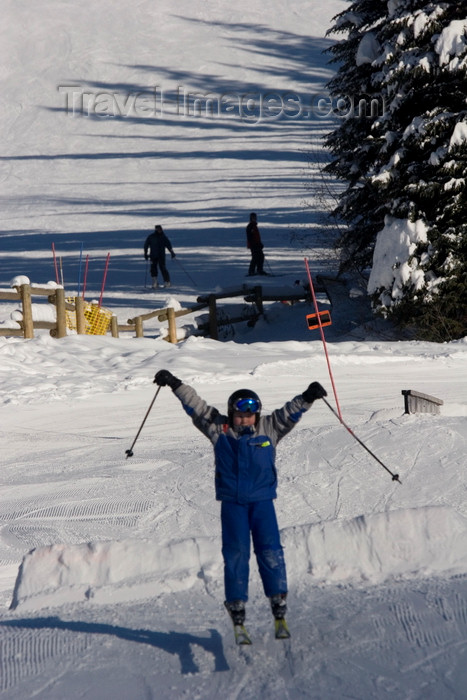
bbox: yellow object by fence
[66,299,113,335]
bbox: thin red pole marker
[98,253,110,307]
[304,258,343,421]
[304,259,401,484]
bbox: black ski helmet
[228,389,262,425]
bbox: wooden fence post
[75,296,86,334]
[208,294,218,340]
[135,317,144,337]
[254,285,264,315]
[55,288,67,338]
[167,307,177,343]
[20,284,34,339]
[110,315,119,338]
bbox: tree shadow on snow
[0,616,230,674]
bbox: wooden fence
[0,284,67,339]
[0,281,320,343]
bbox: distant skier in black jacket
[246,212,266,276]
[144,225,175,288]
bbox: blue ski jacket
[173,384,312,504]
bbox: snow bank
[285,506,467,584]
[11,506,467,612]
[367,216,429,304]
[10,536,222,612]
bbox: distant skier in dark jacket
[154,369,327,631]
[144,225,175,288]
[246,212,266,276]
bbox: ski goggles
[232,397,260,413]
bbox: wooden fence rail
[1,280,321,342]
[127,302,208,342]
[0,284,109,339]
[0,283,210,342]
[0,284,61,338]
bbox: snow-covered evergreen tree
[324,1,467,340]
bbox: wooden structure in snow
[401,389,443,415]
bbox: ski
[245,272,286,278]
[274,618,291,639]
[230,619,289,643]
[233,623,252,645]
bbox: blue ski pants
[221,500,287,602]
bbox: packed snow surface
[1,1,467,699]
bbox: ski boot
[225,600,251,645]
[224,599,246,626]
[270,593,287,619]
[270,594,290,639]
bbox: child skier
[154,369,327,637]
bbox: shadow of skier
[0,616,230,674]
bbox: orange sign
[306,310,332,330]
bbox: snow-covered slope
[1,0,341,292]
[1,1,467,699]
